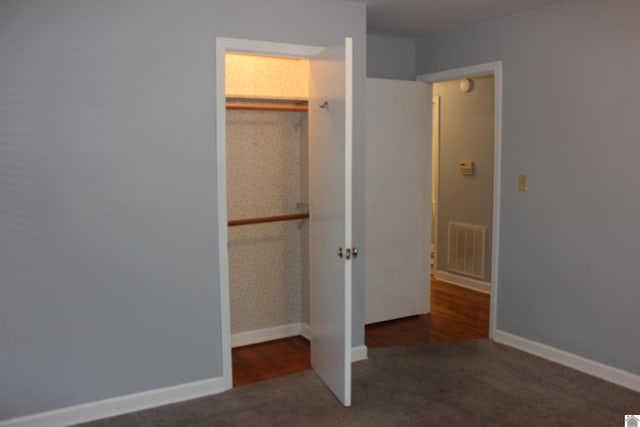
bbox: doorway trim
[417,61,503,339]
[215,37,323,390]
[431,95,440,280]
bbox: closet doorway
[225,53,310,345]
[215,38,354,407]
[225,53,311,386]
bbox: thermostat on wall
[459,160,474,176]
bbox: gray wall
[0,0,366,420]
[434,77,494,282]
[417,0,640,374]
[367,34,416,80]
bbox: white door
[364,78,431,325]
[308,38,353,407]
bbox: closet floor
[232,336,311,387]
[232,278,490,387]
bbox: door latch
[345,247,360,260]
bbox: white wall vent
[447,221,485,279]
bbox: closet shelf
[228,212,309,227]
[226,97,308,112]
[226,103,308,112]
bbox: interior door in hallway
[308,38,353,407]
[365,78,431,325]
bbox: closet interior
[225,53,311,376]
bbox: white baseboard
[351,345,368,362]
[292,322,367,362]
[300,322,311,340]
[232,323,302,348]
[434,270,490,294]
[494,329,640,393]
[2,332,368,427]
[0,377,225,427]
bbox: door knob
[338,246,358,260]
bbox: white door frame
[417,61,503,338]
[431,95,440,278]
[215,37,323,390]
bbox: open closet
[225,53,311,369]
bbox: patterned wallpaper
[227,109,309,334]
[226,53,309,100]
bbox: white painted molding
[302,322,366,362]
[416,61,502,84]
[300,322,311,340]
[216,37,323,58]
[301,323,366,362]
[434,270,490,294]
[215,37,233,391]
[494,330,640,393]
[351,345,368,363]
[0,377,225,427]
[230,322,365,362]
[232,323,303,348]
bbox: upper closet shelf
[226,97,308,112]
[226,103,308,112]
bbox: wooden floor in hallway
[366,278,490,347]
[232,278,490,387]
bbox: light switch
[518,174,528,191]
[459,161,474,176]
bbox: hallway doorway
[431,75,495,295]
[419,61,503,337]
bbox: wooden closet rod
[226,103,308,112]
[228,212,310,227]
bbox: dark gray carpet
[77,340,640,426]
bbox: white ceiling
[346,0,562,36]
